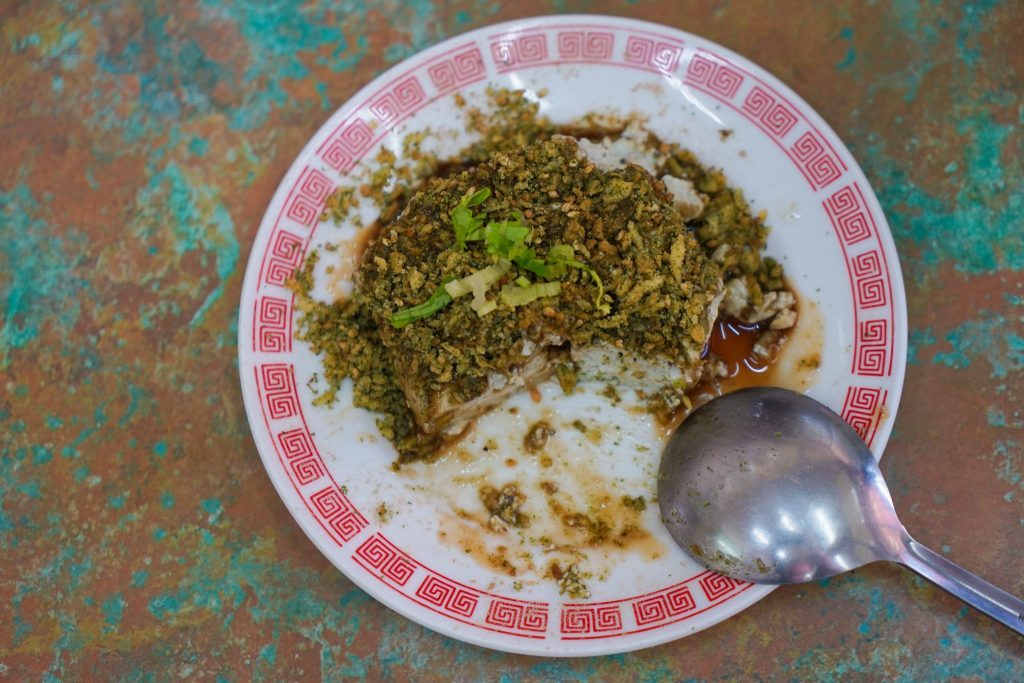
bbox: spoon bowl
[658,387,1024,634]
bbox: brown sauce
[664,322,776,435]
[706,318,769,379]
[665,292,823,436]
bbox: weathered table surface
[2,1,1022,680]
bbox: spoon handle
[899,535,1024,635]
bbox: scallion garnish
[451,188,491,249]
[388,187,611,328]
[499,281,562,307]
[390,283,453,329]
[539,243,609,313]
[443,259,511,299]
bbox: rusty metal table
[2,1,1022,679]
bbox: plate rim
[237,13,908,656]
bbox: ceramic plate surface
[238,15,907,656]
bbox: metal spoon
[658,386,1024,634]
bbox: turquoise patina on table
[1,1,1022,679]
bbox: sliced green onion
[583,266,610,314]
[544,243,609,313]
[463,187,491,207]
[451,188,491,249]
[515,275,531,288]
[499,281,561,307]
[472,298,498,316]
[444,259,511,298]
[516,250,554,278]
[547,244,575,262]
[484,219,530,259]
[390,284,453,328]
[443,278,472,298]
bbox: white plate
[237,15,907,656]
